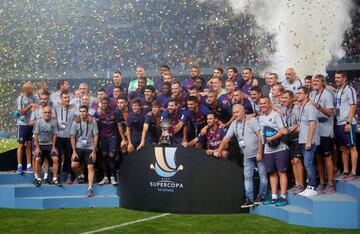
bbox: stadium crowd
[2,0,360,75]
[14,66,358,208]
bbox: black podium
[118,145,246,214]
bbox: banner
[118,145,246,214]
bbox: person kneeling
[71,105,99,197]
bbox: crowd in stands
[1,0,360,75]
[14,65,358,208]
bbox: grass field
[0,208,358,234]
[0,139,17,153]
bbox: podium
[118,145,246,214]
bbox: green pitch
[0,208,358,233]
[0,139,17,153]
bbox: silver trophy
[159,118,171,145]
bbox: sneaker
[87,187,94,197]
[33,179,42,187]
[253,196,265,205]
[110,176,118,185]
[275,197,287,207]
[316,184,327,194]
[17,165,23,174]
[44,178,52,184]
[78,177,85,184]
[293,185,305,195]
[98,177,109,185]
[241,199,254,208]
[298,187,309,196]
[66,174,73,185]
[263,198,277,205]
[323,184,336,194]
[26,165,34,173]
[72,177,79,184]
[351,175,357,181]
[339,173,349,182]
[52,179,62,186]
[303,186,317,197]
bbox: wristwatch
[316,104,321,110]
[346,121,350,125]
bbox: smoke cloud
[224,0,354,79]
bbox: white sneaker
[98,177,109,185]
[110,176,117,185]
[298,187,309,196]
[303,186,317,197]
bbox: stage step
[0,172,120,209]
[251,179,360,229]
[15,195,119,209]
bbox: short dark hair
[131,98,142,106]
[214,67,224,74]
[102,97,110,103]
[243,67,253,73]
[57,79,69,90]
[168,98,178,105]
[144,85,156,93]
[113,86,122,91]
[269,72,278,79]
[138,77,147,83]
[226,66,238,73]
[304,75,312,81]
[117,96,128,102]
[152,100,161,107]
[249,86,262,94]
[282,90,294,98]
[187,96,199,104]
[160,65,171,70]
[79,105,89,111]
[298,86,310,94]
[114,71,122,76]
[335,70,348,78]
[60,91,69,97]
[97,88,106,93]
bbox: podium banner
[118,145,246,214]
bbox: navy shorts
[100,136,118,154]
[17,125,33,143]
[263,150,289,173]
[334,124,357,148]
[287,140,301,159]
[33,145,53,159]
[74,148,94,165]
[316,137,333,156]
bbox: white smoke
[224,0,354,80]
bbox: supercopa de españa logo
[149,147,184,192]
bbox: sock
[37,178,41,181]
[88,186,93,190]
[18,164,22,167]
[280,194,286,199]
[53,177,57,181]
[271,194,278,200]
[27,164,31,168]
[80,174,85,179]
[44,173,48,179]
[110,157,116,177]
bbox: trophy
[159,118,171,145]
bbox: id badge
[238,140,245,148]
[335,108,340,117]
[80,138,88,145]
[59,122,67,130]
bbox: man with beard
[281,68,303,94]
[128,77,147,101]
[190,113,228,158]
[54,91,77,184]
[182,66,202,92]
[70,105,99,196]
[161,99,187,145]
[128,66,154,92]
[241,68,259,96]
[106,71,128,98]
[50,79,74,108]
[163,81,187,109]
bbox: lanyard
[61,107,68,122]
[299,100,309,123]
[79,120,89,137]
[336,85,347,107]
[285,106,294,128]
[235,120,246,140]
[312,89,324,104]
